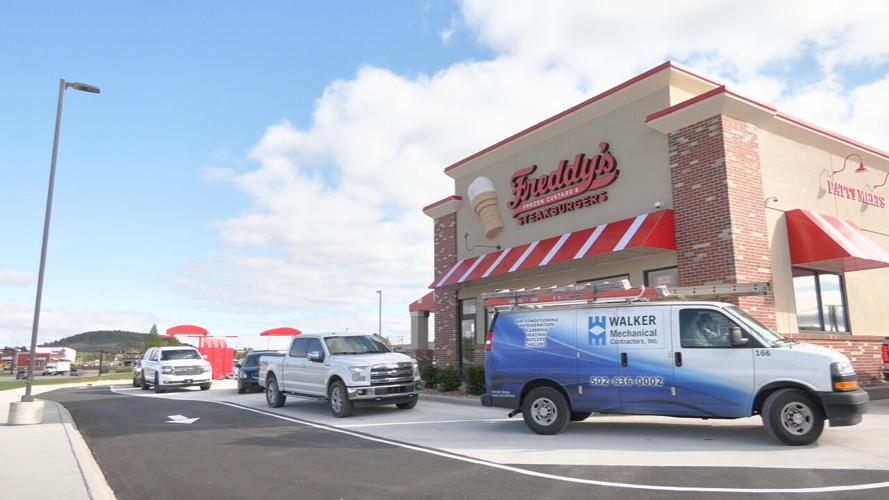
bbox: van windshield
[325,335,390,355]
[725,306,786,346]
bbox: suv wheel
[328,380,354,418]
[522,386,570,435]
[153,374,164,394]
[237,383,246,394]
[140,371,149,391]
[265,377,286,408]
[761,388,825,446]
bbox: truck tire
[570,411,592,421]
[140,371,149,390]
[761,388,825,446]
[265,376,286,408]
[396,399,417,410]
[328,380,354,418]
[153,374,165,394]
[522,386,570,435]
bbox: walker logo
[588,316,608,345]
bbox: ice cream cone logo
[468,176,504,239]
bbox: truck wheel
[153,374,164,394]
[570,411,592,421]
[265,377,286,408]
[200,383,211,391]
[328,380,354,417]
[396,399,417,410]
[140,371,149,390]
[522,386,570,435]
[761,388,825,446]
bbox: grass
[0,372,131,392]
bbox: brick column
[668,114,776,327]
[433,212,460,366]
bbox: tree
[144,324,162,349]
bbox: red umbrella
[166,325,209,336]
[260,327,302,337]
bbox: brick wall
[786,333,886,386]
[433,212,459,366]
[668,114,776,327]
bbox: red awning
[431,210,676,288]
[260,327,303,337]
[785,209,889,272]
[166,325,209,336]
[409,292,437,312]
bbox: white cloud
[0,301,156,347]
[439,15,458,44]
[180,1,889,341]
[0,269,33,287]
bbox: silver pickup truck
[258,333,422,417]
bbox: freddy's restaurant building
[408,62,889,384]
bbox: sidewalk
[0,384,117,500]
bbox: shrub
[437,365,462,392]
[420,364,439,388]
[463,364,485,395]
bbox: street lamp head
[66,82,101,94]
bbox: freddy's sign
[509,142,619,225]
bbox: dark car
[238,351,283,394]
[15,369,27,380]
[69,368,83,377]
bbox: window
[644,267,678,288]
[577,274,630,289]
[306,338,324,358]
[792,268,849,333]
[324,335,389,355]
[149,349,158,361]
[289,338,308,358]
[679,309,759,348]
[160,349,201,361]
[460,298,477,368]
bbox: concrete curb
[46,399,117,500]
[419,392,482,407]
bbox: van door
[670,306,758,417]
[613,306,676,415]
[574,308,621,413]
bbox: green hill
[42,330,181,353]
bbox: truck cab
[258,333,422,417]
[482,284,869,446]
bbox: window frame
[643,266,679,288]
[791,267,851,334]
[289,338,309,358]
[459,298,479,369]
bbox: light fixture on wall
[830,153,866,176]
[464,232,501,252]
[849,161,889,192]
[764,195,779,206]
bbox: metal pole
[23,79,67,403]
[376,290,382,336]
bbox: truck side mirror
[730,327,749,346]
[307,351,324,362]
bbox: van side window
[289,338,308,358]
[679,309,754,348]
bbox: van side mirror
[307,350,324,362]
[730,327,749,346]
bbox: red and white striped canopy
[785,209,889,273]
[431,210,676,289]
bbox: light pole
[22,79,100,403]
[376,290,382,337]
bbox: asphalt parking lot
[43,381,889,500]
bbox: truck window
[679,309,758,348]
[289,338,309,358]
[306,338,323,357]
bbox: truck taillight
[881,341,889,363]
[484,331,494,351]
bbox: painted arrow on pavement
[166,414,200,424]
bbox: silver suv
[139,346,212,393]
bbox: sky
[2,1,889,350]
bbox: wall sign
[826,179,886,209]
[508,142,619,225]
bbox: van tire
[265,376,286,408]
[522,387,570,435]
[328,380,354,417]
[570,411,592,421]
[761,388,825,446]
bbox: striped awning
[785,209,889,273]
[431,210,676,288]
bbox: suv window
[160,349,202,361]
[149,349,158,361]
[289,338,309,358]
[679,309,759,348]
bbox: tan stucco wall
[758,127,889,336]
[452,88,675,260]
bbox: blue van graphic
[588,316,607,345]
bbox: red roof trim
[422,195,463,212]
[443,62,721,174]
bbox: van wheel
[265,377,286,408]
[761,388,825,446]
[140,371,149,390]
[570,411,592,421]
[522,387,570,435]
[396,400,417,410]
[328,380,354,418]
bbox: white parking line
[106,386,889,494]
[338,418,515,428]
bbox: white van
[482,297,869,445]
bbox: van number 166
[756,349,772,357]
